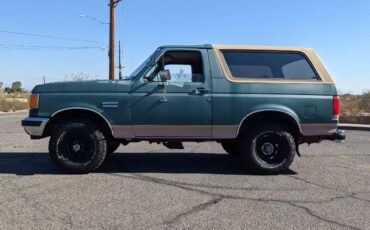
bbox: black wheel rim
[255,132,288,165]
[58,129,95,164]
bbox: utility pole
[43,76,46,84]
[118,40,123,79]
[109,0,123,80]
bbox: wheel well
[238,111,301,140]
[44,109,113,139]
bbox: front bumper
[21,117,49,137]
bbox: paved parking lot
[0,112,369,230]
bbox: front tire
[239,123,296,174]
[49,120,107,174]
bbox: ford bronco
[22,45,345,174]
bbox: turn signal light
[333,96,340,119]
[29,94,39,109]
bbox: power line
[0,29,103,44]
[79,14,109,25]
[0,43,107,51]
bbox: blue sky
[0,0,369,93]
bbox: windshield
[125,48,161,80]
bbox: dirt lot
[0,112,369,230]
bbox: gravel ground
[0,112,369,230]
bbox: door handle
[193,87,209,95]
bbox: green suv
[22,44,345,174]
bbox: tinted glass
[222,51,319,80]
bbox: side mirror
[159,70,171,82]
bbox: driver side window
[144,51,204,83]
[165,64,192,83]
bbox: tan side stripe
[134,125,211,137]
[213,125,239,139]
[112,125,239,139]
[112,124,337,139]
[300,124,337,136]
[112,125,135,139]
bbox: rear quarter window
[222,51,320,80]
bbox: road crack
[164,197,223,225]
[289,175,370,204]
[108,172,364,229]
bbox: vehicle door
[130,49,212,137]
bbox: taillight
[332,96,340,119]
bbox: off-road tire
[221,142,240,156]
[49,120,107,174]
[239,123,296,174]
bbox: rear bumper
[302,128,346,144]
[21,117,49,137]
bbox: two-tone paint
[24,44,339,141]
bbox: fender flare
[237,108,302,135]
[51,107,113,135]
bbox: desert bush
[11,99,29,111]
[359,90,370,113]
[340,90,370,115]
[0,98,12,112]
[0,95,29,112]
[340,93,361,115]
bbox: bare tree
[65,72,90,81]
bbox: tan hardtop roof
[212,45,334,84]
[159,44,314,51]
[212,44,314,52]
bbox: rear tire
[49,120,107,174]
[221,142,240,156]
[239,123,296,174]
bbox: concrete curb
[339,124,370,131]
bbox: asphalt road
[0,112,369,230]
